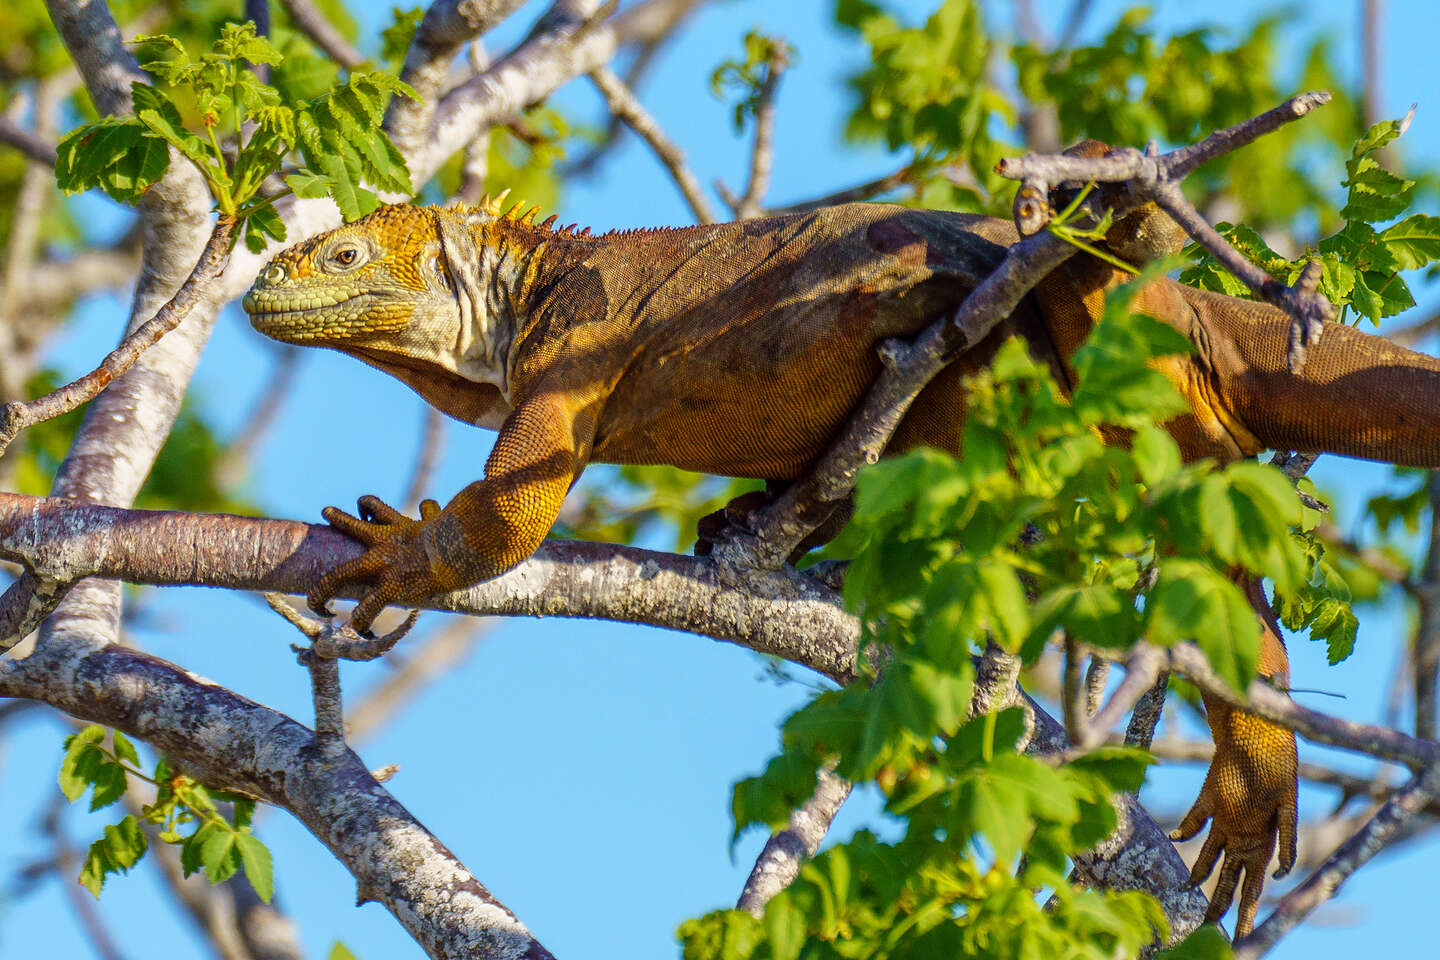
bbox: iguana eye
[329,244,364,270]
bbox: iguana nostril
[264,263,286,283]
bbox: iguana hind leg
[1170,575,1298,938]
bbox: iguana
[243,183,1440,937]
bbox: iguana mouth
[242,291,375,337]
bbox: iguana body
[244,193,1440,937]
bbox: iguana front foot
[1170,698,1298,938]
[310,494,452,634]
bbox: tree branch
[0,637,556,960]
[995,91,1335,371]
[735,767,851,917]
[0,216,236,466]
[278,0,366,69]
[587,65,715,223]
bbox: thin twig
[0,114,58,166]
[1415,473,1440,740]
[766,163,916,215]
[0,215,237,460]
[403,405,447,513]
[587,65,716,223]
[1123,669,1169,748]
[1161,641,1440,769]
[732,37,788,219]
[278,0,366,69]
[1083,645,1166,748]
[1084,656,1109,716]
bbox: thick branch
[0,639,555,960]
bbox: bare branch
[0,216,236,465]
[386,0,530,157]
[736,767,852,917]
[1415,473,1440,739]
[0,114,57,166]
[1160,641,1440,769]
[0,636,556,960]
[732,38,789,220]
[1082,644,1166,749]
[587,65,716,223]
[1123,669,1169,748]
[403,405,448,513]
[1084,657,1109,715]
[278,0,366,69]
[766,164,915,215]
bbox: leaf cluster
[710,31,793,132]
[835,0,1011,212]
[678,272,1348,958]
[53,21,416,251]
[1182,116,1440,325]
[59,725,273,901]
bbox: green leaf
[328,945,361,960]
[1154,923,1234,959]
[1132,424,1181,486]
[54,117,170,203]
[79,815,149,897]
[59,725,106,802]
[235,833,274,902]
[201,823,239,883]
[131,82,212,169]
[677,909,763,960]
[1066,745,1155,793]
[111,731,140,768]
[1380,214,1440,270]
[1147,560,1260,692]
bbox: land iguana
[243,176,1440,937]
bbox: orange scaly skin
[245,192,1440,938]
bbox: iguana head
[243,202,518,402]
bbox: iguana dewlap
[244,194,1440,938]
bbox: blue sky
[2,1,1439,958]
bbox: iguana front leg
[311,392,587,632]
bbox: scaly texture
[244,188,1440,938]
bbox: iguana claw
[1171,700,1299,938]
[310,495,448,634]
